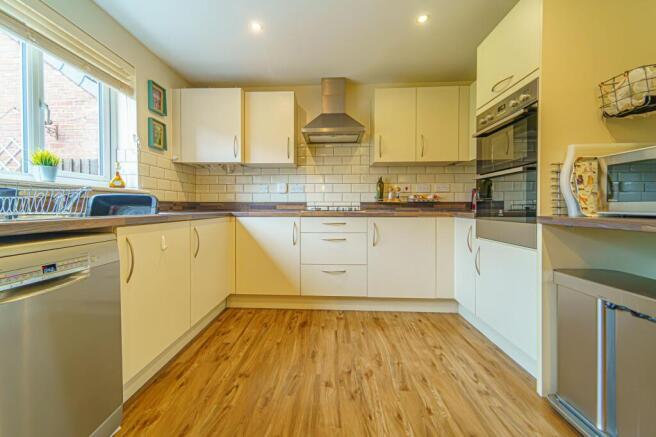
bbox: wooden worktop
[0,204,474,238]
[538,215,656,233]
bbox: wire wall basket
[599,64,656,118]
[550,163,567,216]
[0,187,91,220]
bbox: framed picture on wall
[148,80,167,116]
[148,117,167,151]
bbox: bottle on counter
[109,162,126,189]
[376,177,384,201]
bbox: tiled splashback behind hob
[194,143,475,206]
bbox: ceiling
[94,0,517,86]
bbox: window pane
[0,29,25,173]
[43,52,102,176]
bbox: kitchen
[0,0,654,436]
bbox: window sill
[0,175,147,194]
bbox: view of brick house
[0,29,102,176]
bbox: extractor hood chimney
[301,78,365,144]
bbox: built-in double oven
[474,79,538,248]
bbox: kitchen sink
[86,194,158,216]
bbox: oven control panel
[476,79,539,134]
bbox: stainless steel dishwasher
[0,233,122,437]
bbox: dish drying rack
[0,187,90,220]
[599,64,656,118]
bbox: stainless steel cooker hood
[301,78,365,144]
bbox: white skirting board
[227,294,459,313]
[458,304,537,377]
[122,299,227,401]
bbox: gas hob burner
[305,206,361,212]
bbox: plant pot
[34,165,58,182]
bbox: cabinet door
[475,238,538,360]
[368,218,436,298]
[436,218,455,298]
[245,91,295,165]
[454,218,476,313]
[373,88,416,163]
[190,218,234,326]
[476,0,541,110]
[180,88,243,163]
[236,217,300,295]
[117,223,190,383]
[416,87,460,162]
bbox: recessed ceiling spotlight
[250,21,263,33]
[416,14,429,24]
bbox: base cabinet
[454,218,476,313]
[475,238,538,361]
[236,217,300,295]
[117,223,191,383]
[190,218,234,326]
[367,218,436,298]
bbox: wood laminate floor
[119,309,575,436]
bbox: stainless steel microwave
[598,145,656,216]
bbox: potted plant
[31,150,61,182]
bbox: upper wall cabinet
[373,86,472,164]
[416,87,460,162]
[175,88,244,163]
[245,91,296,166]
[373,88,416,163]
[476,0,541,112]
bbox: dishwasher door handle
[0,270,91,305]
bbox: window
[0,26,116,183]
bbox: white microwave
[598,145,656,216]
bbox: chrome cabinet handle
[292,221,298,245]
[466,225,473,253]
[161,235,168,251]
[421,134,425,158]
[233,135,238,158]
[322,270,346,274]
[322,222,347,226]
[287,136,290,159]
[321,237,347,242]
[475,247,481,275]
[491,75,514,94]
[379,135,382,158]
[126,237,135,284]
[372,222,378,246]
[193,227,200,258]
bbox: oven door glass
[476,168,537,223]
[477,110,537,175]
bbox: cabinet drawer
[301,233,367,265]
[301,217,367,233]
[301,265,367,297]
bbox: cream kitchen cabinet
[236,217,300,295]
[476,0,541,111]
[435,217,455,299]
[117,222,191,383]
[373,87,416,163]
[176,88,244,163]
[245,91,296,166]
[190,218,235,326]
[474,237,538,363]
[373,86,471,164]
[454,218,476,313]
[367,218,436,298]
[416,87,460,162]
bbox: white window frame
[0,30,118,186]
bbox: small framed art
[148,117,167,151]
[148,80,167,116]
